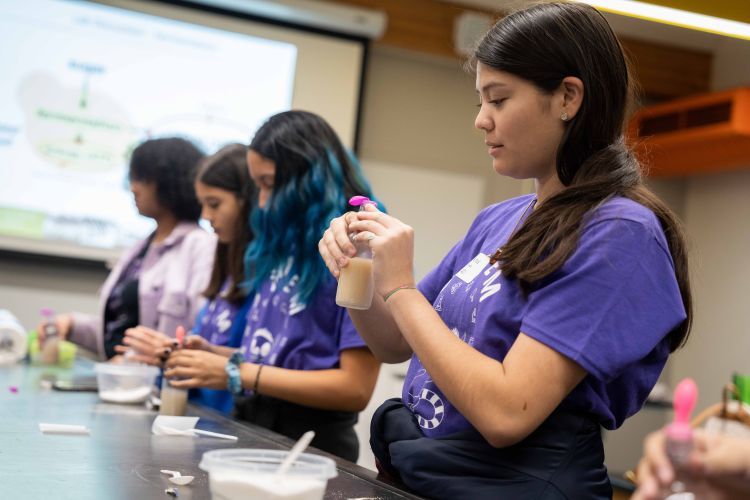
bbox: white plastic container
[93,363,159,404]
[199,449,337,500]
[0,309,27,365]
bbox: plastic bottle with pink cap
[160,325,188,416]
[662,378,705,499]
[39,307,60,364]
[335,196,377,310]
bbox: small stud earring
[561,111,569,121]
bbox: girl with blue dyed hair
[166,111,381,461]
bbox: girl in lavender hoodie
[39,138,216,360]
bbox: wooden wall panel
[336,0,472,58]
[330,0,712,99]
[621,37,712,99]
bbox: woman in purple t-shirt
[165,111,381,462]
[320,3,693,498]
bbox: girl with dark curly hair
[38,137,216,360]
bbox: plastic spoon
[160,424,238,441]
[160,469,195,485]
[276,430,316,475]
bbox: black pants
[371,398,612,499]
[235,393,359,462]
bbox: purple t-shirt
[403,194,686,437]
[239,257,366,370]
[197,280,241,346]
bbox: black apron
[371,398,612,499]
[235,393,359,462]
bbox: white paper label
[455,253,490,283]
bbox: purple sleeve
[521,218,686,382]
[418,241,462,304]
[339,309,368,352]
[418,205,496,303]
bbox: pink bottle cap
[666,378,698,441]
[40,308,55,318]
[349,195,377,208]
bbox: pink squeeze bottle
[663,378,700,499]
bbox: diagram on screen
[0,0,297,255]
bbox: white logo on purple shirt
[479,265,502,303]
[434,294,444,312]
[216,308,231,333]
[249,327,274,361]
[407,369,446,430]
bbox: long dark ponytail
[474,2,691,351]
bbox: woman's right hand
[318,212,358,279]
[36,314,72,343]
[114,326,176,366]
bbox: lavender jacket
[69,222,216,359]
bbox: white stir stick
[276,430,316,475]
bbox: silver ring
[366,234,375,241]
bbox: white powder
[99,386,152,403]
[209,471,325,500]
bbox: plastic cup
[335,256,374,310]
[199,449,337,500]
[159,377,188,416]
[93,363,159,404]
[0,309,27,365]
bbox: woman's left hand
[164,349,228,389]
[348,204,416,298]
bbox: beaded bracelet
[382,284,417,302]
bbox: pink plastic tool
[175,325,185,348]
[666,378,698,442]
[664,377,699,475]
[349,196,371,207]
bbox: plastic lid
[349,195,376,208]
[199,449,337,479]
[94,362,160,377]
